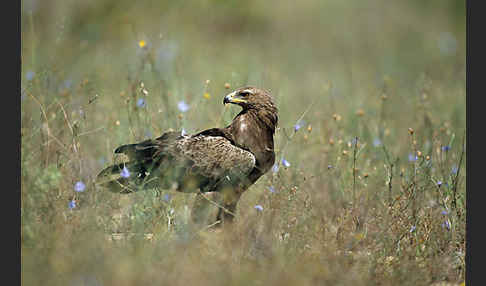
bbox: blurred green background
[21,0,466,285]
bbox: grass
[21,1,466,285]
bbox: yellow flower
[138,40,146,48]
[203,92,211,100]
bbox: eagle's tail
[96,142,161,193]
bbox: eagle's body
[96,87,278,224]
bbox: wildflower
[203,92,211,99]
[294,120,305,132]
[272,163,279,173]
[409,225,416,233]
[74,181,86,192]
[437,180,443,187]
[68,199,76,209]
[441,210,449,215]
[120,166,130,178]
[373,138,382,147]
[163,193,171,202]
[408,153,418,162]
[254,205,263,212]
[408,128,414,135]
[181,128,188,136]
[282,158,291,167]
[294,123,302,131]
[177,101,190,112]
[441,220,451,230]
[327,165,333,169]
[224,83,231,89]
[441,145,451,152]
[138,40,146,48]
[26,71,35,81]
[451,165,458,174]
[268,186,275,193]
[137,98,146,108]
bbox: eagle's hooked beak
[223,91,235,105]
[223,91,247,105]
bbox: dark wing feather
[96,131,255,194]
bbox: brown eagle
[96,86,278,225]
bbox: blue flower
[441,145,451,152]
[409,225,416,233]
[254,205,263,212]
[373,138,382,147]
[178,101,190,112]
[437,180,443,187]
[120,166,130,178]
[282,159,291,167]
[294,120,305,132]
[137,98,146,108]
[441,210,449,215]
[26,71,35,81]
[327,164,333,169]
[68,199,76,209]
[74,181,86,192]
[272,163,279,173]
[441,220,451,230]
[181,128,188,136]
[163,193,171,202]
[408,153,418,162]
[268,186,275,193]
[451,165,458,174]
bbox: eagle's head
[223,86,276,112]
[223,86,278,133]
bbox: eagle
[96,86,278,225]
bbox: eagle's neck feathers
[224,108,277,176]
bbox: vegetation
[21,0,466,285]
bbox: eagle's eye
[239,90,252,97]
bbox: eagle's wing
[96,131,256,194]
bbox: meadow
[21,1,466,285]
